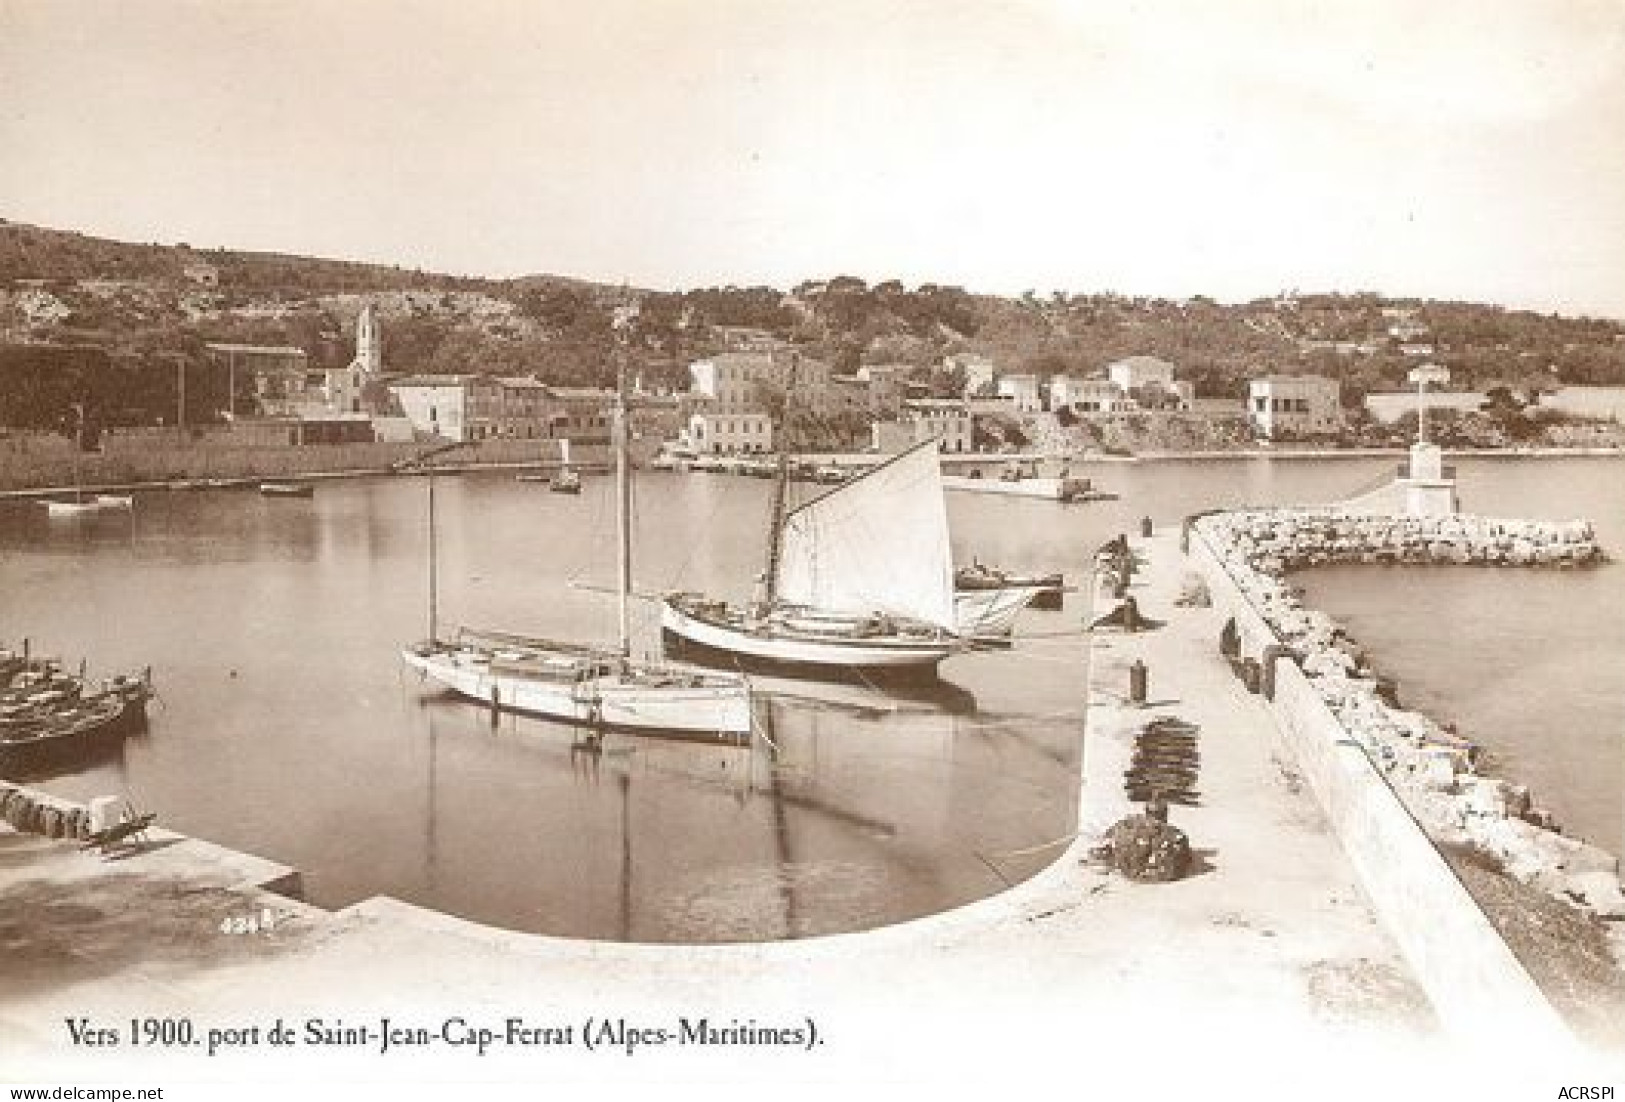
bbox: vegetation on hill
[4,218,1625,434]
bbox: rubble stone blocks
[1194,508,1618,918]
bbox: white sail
[774,442,957,631]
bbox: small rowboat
[258,482,314,498]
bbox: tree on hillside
[519,286,592,333]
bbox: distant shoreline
[1122,445,1625,462]
[2,442,1620,500]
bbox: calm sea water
[0,454,1619,940]
[1300,456,1625,854]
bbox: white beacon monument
[1399,363,1458,515]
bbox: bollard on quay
[1129,659,1148,705]
[1260,644,1290,700]
[1240,658,1261,694]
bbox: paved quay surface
[5,528,1533,1088]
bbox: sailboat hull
[43,500,101,518]
[401,645,752,735]
[660,599,958,674]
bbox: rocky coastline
[1194,509,1624,921]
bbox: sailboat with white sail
[401,322,752,736]
[661,439,968,676]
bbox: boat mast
[613,306,634,659]
[760,447,789,611]
[70,402,84,503]
[427,463,438,643]
[410,439,467,644]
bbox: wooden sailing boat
[661,439,968,676]
[42,404,103,518]
[401,317,752,736]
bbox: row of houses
[204,306,1351,451]
[681,348,966,454]
[979,354,1344,439]
[1012,356,1197,414]
[679,345,1357,449]
[386,375,618,442]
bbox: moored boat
[42,499,101,519]
[401,308,753,736]
[403,631,750,735]
[549,467,582,494]
[955,562,1065,610]
[661,441,967,678]
[1,663,153,771]
[259,482,314,498]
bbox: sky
[2,0,1624,318]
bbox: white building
[1248,374,1343,439]
[388,375,501,442]
[1050,368,1193,414]
[324,303,383,416]
[689,349,835,414]
[685,411,774,455]
[1049,375,1127,414]
[997,373,1043,412]
[1106,355,1177,392]
[943,352,996,396]
[872,399,973,454]
[1100,355,1193,409]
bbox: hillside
[4,217,1625,432]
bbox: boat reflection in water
[403,668,1071,943]
[0,722,137,786]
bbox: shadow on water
[7,471,1107,942]
[0,723,140,786]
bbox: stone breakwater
[1195,509,1624,919]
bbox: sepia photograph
[2,1,1624,1096]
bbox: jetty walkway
[9,527,1596,1087]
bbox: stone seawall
[1192,509,1619,918]
[0,433,611,492]
[1184,510,1601,1042]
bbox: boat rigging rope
[563,458,614,587]
[966,708,1085,730]
[665,476,732,591]
[979,827,1088,860]
[749,709,780,754]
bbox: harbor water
[1,454,1620,940]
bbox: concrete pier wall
[1186,521,1572,1044]
[0,432,611,491]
